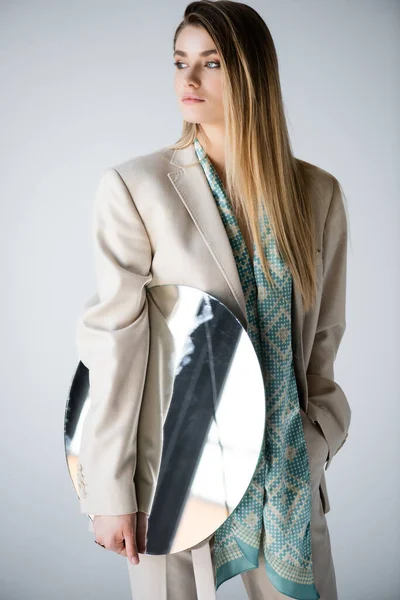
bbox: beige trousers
[126,409,338,599]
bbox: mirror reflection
[65,284,265,554]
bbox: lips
[182,95,204,101]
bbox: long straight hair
[170,0,321,312]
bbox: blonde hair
[170,0,321,312]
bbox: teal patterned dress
[193,137,320,600]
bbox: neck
[196,126,226,187]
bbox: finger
[112,533,127,557]
[124,517,139,565]
[110,522,129,554]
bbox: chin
[182,115,203,123]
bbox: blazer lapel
[166,143,247,328]
[164,142,306,408]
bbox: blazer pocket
[299,406,329,465]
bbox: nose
[182,69,200,88]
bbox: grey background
[1,0,399,598]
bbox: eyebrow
[173,49,219,57]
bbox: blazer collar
[164,143,305,380]
[166,142,248,327]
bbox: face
[173,25,224,127]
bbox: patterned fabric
[193,137,320,600]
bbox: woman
[76,2,351,599]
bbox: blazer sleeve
[75,167,153,515]
[306,175,351,471]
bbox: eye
[173,60,220,69]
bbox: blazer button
[78,481,87,499]
[76,463,87,498]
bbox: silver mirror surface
[65,284,265,554]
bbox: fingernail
[131,556,139,565]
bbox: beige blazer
[75,142,351,520]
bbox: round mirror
[65,284,265,554]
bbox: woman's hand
[93,512,149,565]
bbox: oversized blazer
[75,141,351,522]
